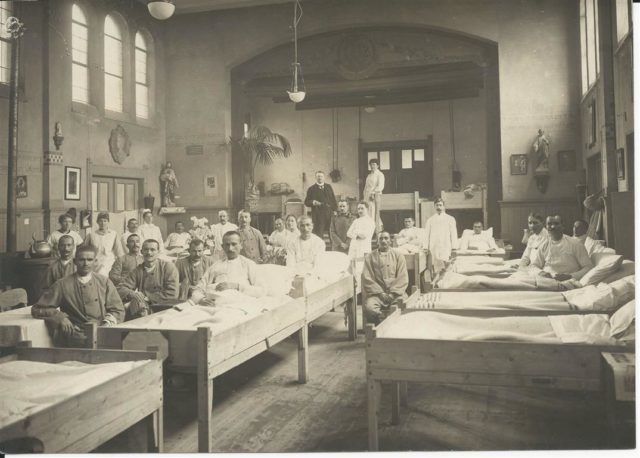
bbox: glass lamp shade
[148,1,175,20]
[287,91,306,103]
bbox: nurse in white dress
[362,159,385,233]
[423,197,458,272]
[83,211,123,276]
[347,201,376,286]
[139,209,165,252]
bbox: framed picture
[616,148,626,179]
[203,174,218,197]
[510,154,528,175]
[557,150,576,172]
[16,175,27,198]
[65,166,81,200]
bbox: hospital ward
[0,0,637,454]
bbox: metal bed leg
[368,379,381,451]
[298,325,309,384]
[347,298,357,341]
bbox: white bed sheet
[0,360,146,429]
[380,311,629,345]
[0,306,53,348]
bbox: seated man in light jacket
[530,215,593,281]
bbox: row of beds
[0,245,634,452]
[0,253,358,453]
[365,245,636,450]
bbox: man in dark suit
[304,171,337,238]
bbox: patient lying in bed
[414,274,634,312]
[393,217,423,254]
[382,299,635,346]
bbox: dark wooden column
[5,16,25,253]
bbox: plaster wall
[249,95,487,201]
[165,0,582,215]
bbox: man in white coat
[423,197,458,272]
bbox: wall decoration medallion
[336,34,378,80]
[108,124,132,164]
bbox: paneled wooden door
[359,138,433,233]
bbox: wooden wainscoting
[0,208,45,252]
[498,199,581,251]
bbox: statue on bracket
[532,128,551,193]
[159,161,179,207]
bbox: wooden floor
[100,308,633,453]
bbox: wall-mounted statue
[160,161,179,207]
[532,128,551,193]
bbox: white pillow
[609,299,635,337]
[609,275,635,308]
[255,264,295,297]
[580,252,624,286]
[603,260,635,284]
[584,237,606,256]
[315,251,350,276]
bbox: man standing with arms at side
[304,170,337,239]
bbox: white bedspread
[0,306,53,348]
[0,360,146,429]
[118,293,293,333]
[380,311,631,345]
[456,248,506,257]
[437,270,579,291]
[381,312,559,342]
[454,255,505,265]
[412,291,570,311]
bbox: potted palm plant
[232,126,292,210]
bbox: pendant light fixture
[148,0,175,20]
[287,0,306,103]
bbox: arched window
[0,1,13,84]
[104,14,123,112]
[71,3,89,103]
[135,31,149,119]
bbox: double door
[359,139,433,233]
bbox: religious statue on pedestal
[160,162,179,207]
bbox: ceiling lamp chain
[287,0,306,103]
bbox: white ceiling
[142,0,294,15]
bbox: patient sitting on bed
[530,215,593,281]
[362,232,409,325]
[32,245,124,347]
[459,221,498,252]
[393,217,423,254]
[188,231,265,306]
[286,216,326,275]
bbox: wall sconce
[148,0,175,20]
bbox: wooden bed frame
[94,296,306,453]
[365,307,632,451]
[94,274,356,452]
[0,344,163,453]
[306,273,357,341]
